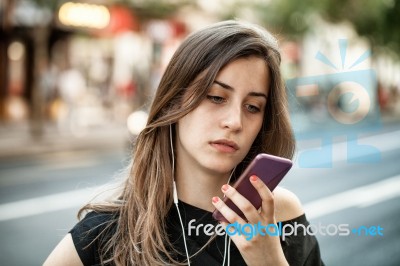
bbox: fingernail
[250,175,258,182]
[212,196,219,203]
[221,184,229,192]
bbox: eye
[245,104,261,114]
[207,95,226,104]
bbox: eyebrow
[214,80,268,100]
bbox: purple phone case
[212,153,293,222]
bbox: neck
[175,166,231,212]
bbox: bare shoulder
[273,186,304,222]
[43,233,83,266]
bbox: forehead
[214,56,270,94]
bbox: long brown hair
[80,20,295,265]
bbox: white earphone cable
[170,124,234,266]
[222,168,235,266]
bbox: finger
[212,196,246,224]
[220,184,260,222]
[249,175,275,219]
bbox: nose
[221,104,243,132]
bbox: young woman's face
[176,56,270,176]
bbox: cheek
[178,112,205,141]
[245,120,263,145]
[181,106,211,130]
[177,117,191,140]
[252,116,263,128]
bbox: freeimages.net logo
[286,39,382,168]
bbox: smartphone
[212,153,293,222]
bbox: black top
[70,201,324,266]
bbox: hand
[212,175,288,266]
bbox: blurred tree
[253,0,400,54]
[323,0,400,54]
[31,0,192,20]
[28,0,399,55]
[254,0,326,38]
[123,0,192,19]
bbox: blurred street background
[1,0,399,265]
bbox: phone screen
[212,153,292,222]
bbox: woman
[44,20,324,266]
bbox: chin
[203,157,237,175]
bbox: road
[0,147,130,265]
[285,123,400,265]
[0,123,399,265]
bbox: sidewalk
[0,113,398,161]
[0,122,129,160]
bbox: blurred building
[0,0,195,137]
[1,0,398,140]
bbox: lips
[210,139,239,153]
